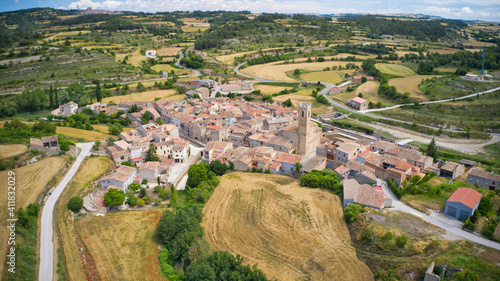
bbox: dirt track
[202,172,373,281]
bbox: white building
[99,165,137,192]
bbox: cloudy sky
[3,0,500,22]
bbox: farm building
[353,76,362,83]
[145,50,157,58]
[99,165,137,192]
[439,161,465,180]
[444,188,482,220]
[467,168,500,190]
[30,135,60,155]
[346,97,370,111]
[202,69,214,75]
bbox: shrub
[137,199,145,206]
[67,196,83,212]
[154,198,162,206]
[142,179,148,185]
[344,204,360,222]
[154,185,162,193]
[159,189,172,200]
[127,195,138,206]
[128,183,141,191]
[396,235,407,248]
[103,188,125,207]
[383,231,393,241]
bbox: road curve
[39,142,93,281]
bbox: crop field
[0,156,67,273]
[300,70,344,84]
[76,210,165,281]
[115,48,148,67]
[56,127,114,141]
[156,46,183,56]
[253,84,293,95]
[215,48,284,65]
[375,63,416,77]
[241,61,362,81]
[102,89,183,103]
[0,144,28,158]
[44,30,91,41]
[202,172,373,281]
[388,75,443,101]
[92,125,134,134]
[55,156,112,280]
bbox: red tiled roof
[447,188,483,209]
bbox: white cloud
[461,6,473,15]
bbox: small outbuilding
[444,188,482,221]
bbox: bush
[464,218,475,231]
[159,189,172,200]
[142,179,148,185]
[128,183,141,192]
[383,231,393,241]
[67,196,83,212]
[154,198,162,205]
[137,199,145,206]
[103,188,125,207]
[154,185,162,193]
[127,195,138,206]
[396,235,407,248]
[344,204,360,222]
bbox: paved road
[176,51,201,77]
[379,179,500,250]
[39,142,93,281]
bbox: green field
[418,76,500,100]
[375,63,416,77]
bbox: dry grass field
[332,81,397,106]
[76,210,165,281]
[253,84,293,95]
[115,48,147,67]
[375,63,416,77]
[428,49,460,54]
[0,144,28,159]
[389,75,443,101]
[215,48,283,65]
[273,89,334,114]
[241,61,362,81]
[102,89,184,103]
[0,156,68,274]
[300,70,344,84]
[55,156,112,280]
[156,46,183,56]
[44,30,90,41]
[56,127,114,141]
[202,172,373,281]
[151,64,193,75]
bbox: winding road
[39,142,93,281]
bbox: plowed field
[202,172,373,281]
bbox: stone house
[99,165,137,192]
[467,168,500,190]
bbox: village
[34,78,499,222]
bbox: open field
[375,63,416,77]
[274,88,334,114]
[0,144,28,158]
[156,46,183,56]
[202,172,373,281]
[44,30,91,41]
[388,75,443,101]
[331,81,396,106]
[76,210,165,281]
[151,64,193,75]
[349,209,500,280]
[181,25,210,33]
[56,127,114,141]
[115,48,147,67]
[102,89,183,103]
[55,156,112,280]
[0,156,68,274]
[253,84,293,95]
[92,125,133,134]
[215,47,283,65]
[300,70,344,84]
[241,61,362,81]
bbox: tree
[146,143,160,161]
[122,161,133,167]
[477,196,493,216]
[357,93,363,98]
[427,138,437,160]
[154,185,162,193]
[187,163,208,188]
[159,189,172,200]
[127,195,138,206]
[136,82,146,92]
[108,123,123,136]
[129,182,141,192]
[103,188,125,207]
[49,84,54,108]
[67,196,83,212]
[396,235,407,248]
[141,111,152,125]
[294,162,303,174]
[344,204,360,222]
[95,81,102,102]
[186,261,215,281]
[282,98,292,107]
[208,160,227,176]
[139,187,147,198]
[293,68,301,75]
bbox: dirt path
[202,172,373,281]
[360,121,499,154]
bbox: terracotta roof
[395,160,413,172]
[447,188,483,209]
[351,97,367,103]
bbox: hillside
[201,172,373,281]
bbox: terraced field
[202,172,373,281]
